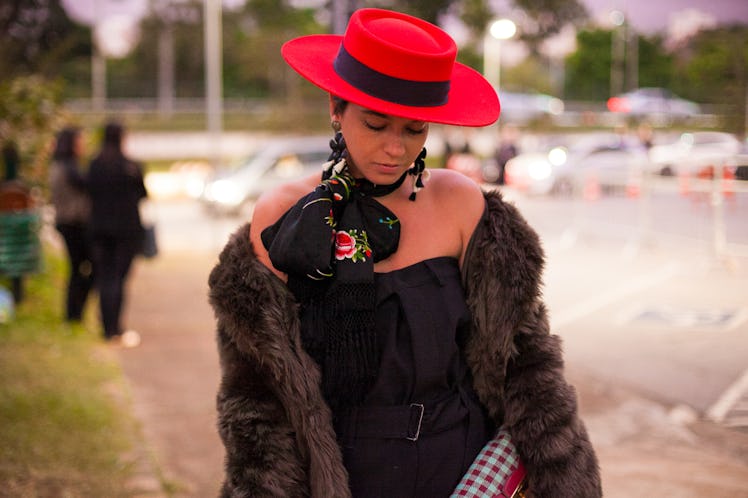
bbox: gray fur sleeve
[503,303,601,497]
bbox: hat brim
[282,35,500,127]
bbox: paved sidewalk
[116,227,748,497]
[118,252,224,496]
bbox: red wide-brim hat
[282,8,500,127]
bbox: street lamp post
[610,10,626,98]
[204,0,223,169]
[92,46,106,114]
[92,11,140,114]
[483,18,517,90]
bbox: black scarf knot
[261,160,403,281]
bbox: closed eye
[364,121,386,131]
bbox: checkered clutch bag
[451,428,527,498]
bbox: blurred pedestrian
[493,124,520,185]
[87,121,145,347]
[637,121,654,151]
[210,8,600,497]
[443,127,482,183]
[49,127,95,322]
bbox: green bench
[0,210,41,302]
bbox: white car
[504,133,649,196]
[607,87,700,123]
[200,137,331,215]
[649,131,741,177]
[498,91,565,125]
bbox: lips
[374,162,401,172]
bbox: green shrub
[0,248,146,497]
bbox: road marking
[552,261,681,329]
[628,306,748,329]
[707,367,748,424]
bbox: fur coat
[209,189,602,498]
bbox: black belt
[334,392,470,446]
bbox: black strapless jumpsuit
[333,257,492,498]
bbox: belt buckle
[406,403,424,441]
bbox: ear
[328,94,338,121]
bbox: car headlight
[210,179,244,206]
[528,160,553,181]
[548,147,567,166]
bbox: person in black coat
[87,121,146,344]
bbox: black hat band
[333,46,450,108]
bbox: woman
[87,122,145,346]
[210,8,601,497]
[49,127,94,321]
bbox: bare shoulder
[426,168,485,217]
[424,168,485,263]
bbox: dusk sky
[62,0,748,36]
[580,0,748,34]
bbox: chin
[369,167,408,184]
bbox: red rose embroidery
[334,231,357,260]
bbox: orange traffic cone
[678,171,690,197]
[626,171,641,198]
[583,172,601,201]
[722,166,735,199]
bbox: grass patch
[0,249,149,497]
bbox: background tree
[635,34,674,90]
[364,0,453,24]
[225,0,323,99]
[565,28,676,102]
[0,76,70,191]
[673,25,748,136]
[564,29,613,101]
[512,0,587,55]
[0,0,90,81]
[118,1,203,99]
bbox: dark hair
[332,95,348,115]
[103,122,123,148]
[53,127,80,160]
[95,121,126,163]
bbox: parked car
[607,87,700,122]
[649,131,741,177]
[728,141,748,181]
[504,133,649,196]
[498,91,565,125]
[199,136,330,215]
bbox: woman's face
[333,100,429,185]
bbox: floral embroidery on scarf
[325,208,335,227]
[379,216,399,229]
[334,229,372,262]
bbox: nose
[383,131,406,159]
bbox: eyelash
[364,121,426,135]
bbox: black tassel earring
[328,130,346,163]
[325,126,347,179]
[408,147,427,201]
